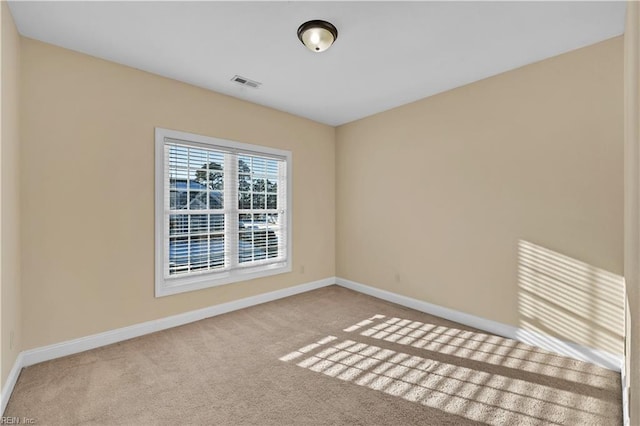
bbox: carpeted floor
[6,285,621,425]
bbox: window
[155,128,291,297]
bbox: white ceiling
[8,1,626,126]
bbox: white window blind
[155,128,291,297]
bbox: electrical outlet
[300,265,305,274]
[10,330,14,350]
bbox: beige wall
[336,37,625,355]
[624,0,639,421]
[12,17,626,367]
[1,1,22,387]
[19,38,335,350]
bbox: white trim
[22,277,333,368]
[158,263,293,297]
[1,353,23,415]
[622,357,629,426]
[335,277,623,371]
[2,276,624,416]
[1,277,333,415]
[154,128,166,297]
[158,127,291,159]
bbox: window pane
[239,213,252,228]
[209,171,224,190]
[267,230,279,258]
[267,194,277,210]
[209,191,223,209]
[266,179,277,193]
[239,231,253,263]
[189,190,208,210]
[252,157,266,175]
[169,168,189,181]
[193,158,223,189]
[236,212,281,263]
[191,214,208,234]
[267,213,280,258]
[239,174,251,192]
[253,178,265,193]
[169,145,188,169]
[189,235,209,271]
[169,214,189,236]
[209,151,224,167]
[254,230,267,261]
[170,189,188,210]
[208,151,224,189]
[238,156,251,173]
[252,194,265,209]
[188,148,208,171]
[168,144,226,212]
[169,236,189,274]
[209,235,225,268]
[266,160,278,176]
[168,212,226,275]
[239,193,251,210]
[209,214,224,232]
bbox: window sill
[155,261,292,297]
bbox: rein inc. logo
[0,418,35,425]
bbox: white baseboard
[622,360,629,426]
[1,352,23,415]
[2,275,624,416]
[335,277,623,372]
[1,277,335,414]
[22,277,335,367]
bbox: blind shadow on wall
[517,240,624,357]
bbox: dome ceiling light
[297,20,338,53]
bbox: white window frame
[155,127,292,297]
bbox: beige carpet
[5,286,621,425]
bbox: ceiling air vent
[231,75,261,89]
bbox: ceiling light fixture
[297,20,338,53]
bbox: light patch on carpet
[279,335,338,362]
[281,334,618,425]
[343,314,386,332]
[349,315,611,387]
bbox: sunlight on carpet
[280,315,618,426]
